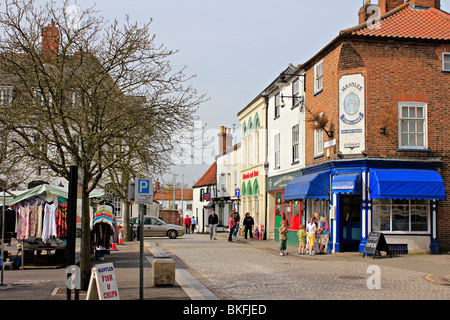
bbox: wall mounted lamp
[275,73,306,111]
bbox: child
[306,217,317,255]
[297,224,306,255]
[279,220,288,256]
[254,227,260,240]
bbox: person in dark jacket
[243,212,254,240]
[208,210,219,240]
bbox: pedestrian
[208,210,218,240]
[314,212,330,254]
[297,224,306,255]
[232,208,240,237]
[243,212,254,240]
[191,216,196,234]
[228,213,236,242]
[184,215,191,234]
[306,217,317,255]
[279,220,288,256]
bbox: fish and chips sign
[86,263,120,300]
[339,74,366,155]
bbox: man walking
[243,212,254,240]
[208,210,218,240]
[184,215,191,234]
[314,212,330,254]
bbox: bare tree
[0,0,204,288]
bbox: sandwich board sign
[86,263,120,300]
[135,178,153,204]
[363,232,392,259]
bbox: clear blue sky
[68,1,450,185]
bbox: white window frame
[398,102,427,150]
[314,60,323,93]
[0,86,13,105]
[292,79,300,108]
[275,94,280,118]
[292,124,299,163]
[442,52,450,71]
[274,133,280,169]
[314,129,323,156]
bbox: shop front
[282,159,446,254]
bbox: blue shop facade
[282,158,446,254]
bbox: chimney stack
[218,126,232,154]
[407,0,440,9]
[42,20,59,63]
[359,0,377,24]
[378,0,405,15]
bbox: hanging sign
[86,262,120,300]
[363,232,392,259]
[339,74,366,155]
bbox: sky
[44,0,450,186]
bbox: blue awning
[332,172,361,194]
[369,168,446,200]
[283,170,330,201]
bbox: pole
[139,204,144,300]
[66,165,78,300]
[1,190,5,286]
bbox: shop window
[289,200,302,231]
[275,192,283,228]
[372,199,429,233]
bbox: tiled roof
[153,188,193,201]
[341,4,450,40]
[192,162,217,188]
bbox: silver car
[131,216,184,239]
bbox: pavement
[0,233,449,301]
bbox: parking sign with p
[135,178,153,204]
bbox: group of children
[278,215,326,256]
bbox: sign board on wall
[339,74,365,155]
[86,263,120,300]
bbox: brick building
[281,0,449,253]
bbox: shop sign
[243,170,259,180]
[339,74,365,155]
[86,262,120,300]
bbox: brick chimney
[378,0,405,15]
[407,0,440,9]
[42,20,59,63]
[359,0,377,24]
[218,126,232,154]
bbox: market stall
[1,184,103,269]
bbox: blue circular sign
[344,93,360,115]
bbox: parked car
[130,216,184,239]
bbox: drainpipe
[263,93,269,240]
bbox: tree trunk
[123,199,131,241]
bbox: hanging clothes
[56,200,68,238]
[92,222,114,249]
[42,202,57,243]
[36,201,43,238]
[16,203,30,240]
[28,201,39,237]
